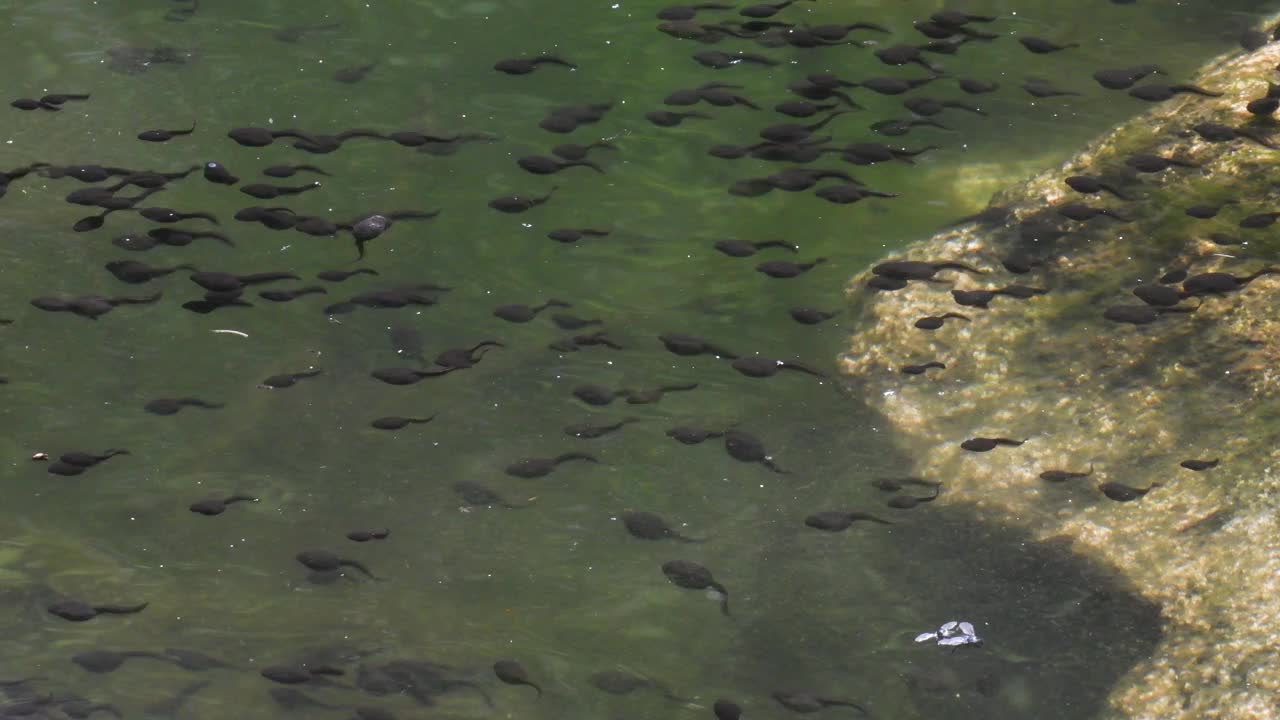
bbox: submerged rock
[842,24,1280,720]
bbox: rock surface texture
[843,27,1280,720]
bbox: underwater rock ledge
[842,24,1280,720]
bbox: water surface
[0,0,1273,717]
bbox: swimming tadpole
[1064,174,1132,200]
[804,511,891,531]
[370,416,435,431]
[504,453,598,479]
[47,599,148,622]
[58,449,129,469]
[258,369,322,390]
[1099,482,1161,502]
[1039,466,1093,482]
[886,488,941,509]
[137,122,196,142]
[564,418,639,439]
[429,342,502,372]
[914,313,969,330]
[621,511,706,542]
[105,260,196,284]
[1102,304,1197,325]
[661,560,731,616]
[72,650,172,674]
[494,55,576,75]
[370,367,458,386]
[295,550,381,580]
[493,660,542,697]
[901,361,946,376]
[960,437,1026,452]
[452,481,527,509]
[666,426,724,445]
[789,307,838,325]
[1180,458,1219,471]
[622,383,699,405]
[1019,36,1079,54]
[488,187,558,213]
[659,332,738,358]
[724,430,787,473]
[756,258,827,278]
[731,356,825,378]
[144,397,223,416]
[259,287,327,302]
[189,495,257,515]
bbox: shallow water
[1,0,1276,718]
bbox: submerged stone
[841,27,1280,720]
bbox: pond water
[0,1,1275,718]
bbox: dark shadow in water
[879,518,1162,719]
[727,405,1162,719]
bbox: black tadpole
[1040,466,1093,482]
[493,660,542,697]
[295,550,381,579]
[1099,482,1161,502]
[137,122,196,142]
[370,415,435,430]
[72,650,171,674]
[662,559,731,616]
[961,437,1026,452]
[915,313,969,330]
[804,511,891,531]
[189,495,257,515]
[731,356,825,378]
[48,599,148,622]
[724,429,786,472]
[488,187,558,213]
[1180,458,1219,471]
[505,452,598,478]
[622,511,706,542]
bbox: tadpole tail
[782,362,826,378]
[1174,84,1223,97]
[937,261,984,274]
[94,602,148,615]
[341,560,380,580]
[763,459,789,474]
[711,582,732,616]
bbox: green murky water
[0,0,1275,718]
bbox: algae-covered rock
[842,24,1280,720]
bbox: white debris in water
[915,620,982,647]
